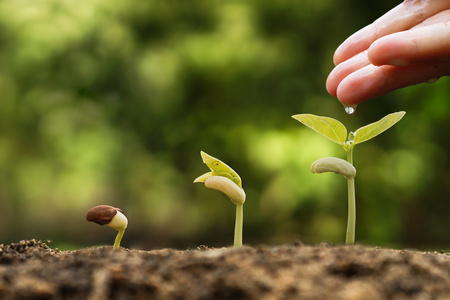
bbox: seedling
[194,151,246,247]
[86,205,128,249]
[292,111,405,244]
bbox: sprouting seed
[86,205,128,249]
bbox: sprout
[293,111,405,244]
[194,151,246,247]
[86,205,128,249]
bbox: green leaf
[292,114,347,146]
[199,151,242,188]
[193,172,212,183]
[353,111,406,145]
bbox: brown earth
[0,239,449,300]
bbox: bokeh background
[0,0,448,251]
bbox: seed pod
[311,157,356,179]
[204,176,246,205]
[86,205,128,231]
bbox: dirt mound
[0,240,448,299]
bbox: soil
[0,240,449,300]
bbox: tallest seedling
[293,111,405,244]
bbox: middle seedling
[194,151,246,247]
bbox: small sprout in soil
[86,205,128,249]
[292,111,405,244]
[194,151,246,247]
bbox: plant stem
[234,203,243,247]
[113,229,125,249]
[346,149,356,244]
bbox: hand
[326,0,450,106]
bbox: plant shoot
[86,205,128,249]
[292,111,406,244]
[194,151,246,247]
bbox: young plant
[86,205,128,249]
[194,151,246,247]
[292,111,406,244]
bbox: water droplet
[344,106,357,115]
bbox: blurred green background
[0,0,448,251]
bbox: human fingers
[335,61,450,106]
[368,14,450,66]
[333,0,450,65]
[328,8,450,98]
[414,8,450,28]
[326,51,370,97]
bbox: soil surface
[0,240,449,300]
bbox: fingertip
[325,73,338,97]
[367,39,387,66]
[327,52,371,99]
[333,42,352,66]
[335,65,381,106]
[335,78,364,107]
[368,35,410,67]
[333,27,375,66]
[333,47,344,66]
